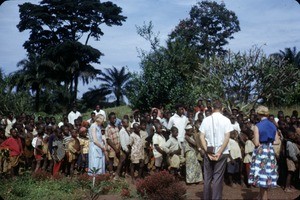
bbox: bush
[136,171,186,200]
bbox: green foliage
[169,0,240,58]
[0,175,83,200]
[14,0,127,110]
[0,71,32,115]
[127,22,200,111]
[0,173,129,200]
[104,105,132,119]
[96,66,132,106]
[195,47,300,109]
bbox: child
[77,127,89,173]
[67,129,80,176]
[34,127,44,173]
[243,128,255,187]
[51,129,65,176]
[0,128,23,176]
[227,130,242,187]
[140,121,150,174]
[129,123,144,182]
[105,112,120,175]
[152,122,166,171]
[115,118,130,180]
[164,126,181,176]
[285,127,300,192]
[184,124,203,184]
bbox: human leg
[211,154,228,200]
[203,154,213,200]
[260,188,268,200]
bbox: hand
[214,153,221,161]
[207,153,216,161]
[207,153,221,161]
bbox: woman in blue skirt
[248,105,278,200]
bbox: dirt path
[99,180,300,200]
[186,183,300,200]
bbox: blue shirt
[256,119,276,143]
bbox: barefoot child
[77,127,89,173]
[164,126,181,175]
[0,128,23,176]
[129,123,144,182]
[227,130,242,187]
[67,129,80,176]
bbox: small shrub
[136,171,186,200]
[120,188,131,198]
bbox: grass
[0,175,84,200]
[82,105,132,120]
[0,172,130,200]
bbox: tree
[17,0,126,102]
[45,41,102,101]
[169,1,240,58]
[10,54,55,112]
[127,22,200,111]
[271,47,300,68]
[81,86,111,109]
[0,68,32,114]
[195,47,300,109]
[97,66,131,106]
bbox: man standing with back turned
[199,100,233,200]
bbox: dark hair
[212,100,222,110]
[174,103,184,110]
[170,126,178,133]
[108,112,116,119]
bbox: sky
[0,0,300,97]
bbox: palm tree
[82,86,111,108]
[97,66,131,106]
[10,55,54,112]
[271,47,300,68]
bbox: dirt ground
[100,181,300,200]
[186,183,300,200]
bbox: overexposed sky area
[0,0,300,96]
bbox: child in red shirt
[0,128,23,176]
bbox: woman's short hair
[95,114,104,123]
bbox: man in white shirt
[167,104,189,143]
[199,100,233,200]
[93,105,106,121]
[67,105,81,126]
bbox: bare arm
[273,131,280,145]
[253,125,260,147]
[199,132,207,152]
[91,127,105,151]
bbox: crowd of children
[0,100,299,192]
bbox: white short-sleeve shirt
[167,113,189,142]
[152,133,166,158]
[199,112,233,154]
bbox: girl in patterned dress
[248,106,278,200]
